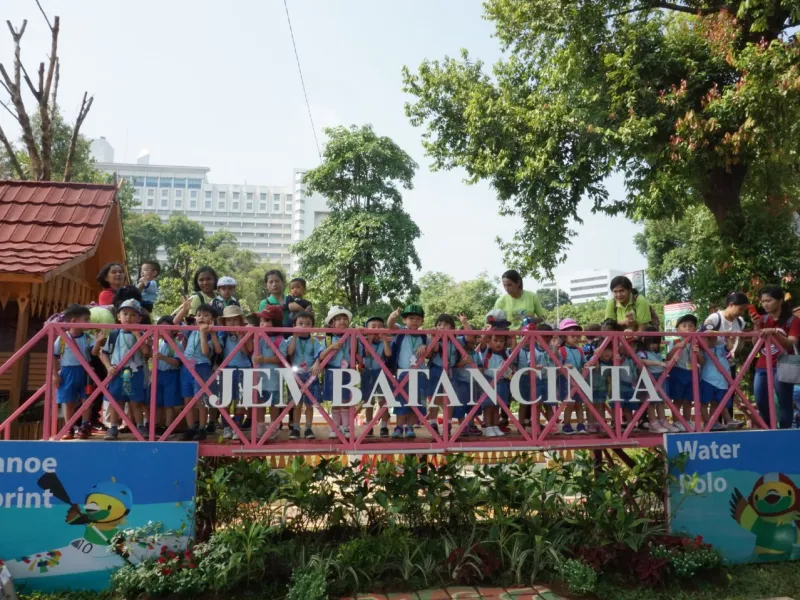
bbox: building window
[133,176,145,187]
[218,191,226,200]
[147,197,154,208]
[161,188,169,198]
[187,178,202,189]
[218,199,226,210]
[146,177,158,187]
[173,178,186,188]
[273,202,280,212]
[175,189,183,199]
[273,193,281,203]
[246,201,253,211]
[133,189,141,205]
[260,192,267,201]
[204,198,212,210]
[286,202,292,213]
[190,190,198,199]
[147,188,155,197]
[233,192,240,200]
[286,194,293,203]
[160,196,169,208]
[190,196,197,209]
[160,177,173,188]
[232,201,239,211]
[175,197,182,209]
[246,192,253,201]
[259,202,267,212]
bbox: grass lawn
[596,561,800,600]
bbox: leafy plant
[286,563,327,600]
[561,558,599,596]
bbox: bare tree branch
[34,0,53,30]
[605,1,721,18]
[2,20,41,178]
[19,62,40,100]
[0,98,19,122]
[39,15,59,180]
[49,58,59,125]
[63,92,93,182]
[0,123,26,179]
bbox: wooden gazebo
[0,180,127,410]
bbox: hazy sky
[1,0,646,287]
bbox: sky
[1,0,647,288]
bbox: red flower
[188,564,197,569]
[157,557,166,564]
[161,568,173,576]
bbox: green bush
[561,558,599,595]
[286,563,327,600]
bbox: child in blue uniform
[387,304,429,439]
[100,299,152,440]
[589,342,613,433]
[152,315,182,432]
[636,326,676,433]
[361,316,392,438]
[314,306,356,439]
[426,314,459,435]
[453,316,479,436]
[253,305,289,440]
[700,333,738,431]
[288,311,323,440]
[666,314,704,431]
[137,261,160,313]
[54,304,100,440]
[217,305,253,440]
[557,319,586,434]
[474,331,512,437]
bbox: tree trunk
[701,164,747,239]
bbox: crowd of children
[56,264,797,442]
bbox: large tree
[417,271,500,327]
[535,287,572,312]
[294,125,422,312]
[403,1,800,277]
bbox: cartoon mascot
[730,472,800,558]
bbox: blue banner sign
[0,442,197,591]
[667,430,800,564]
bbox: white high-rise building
[91,138,330,275]
[540,268,626,304]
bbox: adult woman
[494,270,545,328]
[604,276,653,331]
[97,262,127,305]
[753,286,800,429]
[176,266,218,317]
[258,269,291,327]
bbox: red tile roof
[0,180,118,278]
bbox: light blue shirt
[103,330,145,369]
[453,335,473,382]
[218,331,251,368]
[619,356,637,386]
[141,280,158,304]
[156,339,180,371]
[54,333,93,367]
[324,334,357,369]
[290,336,323,369]
[395,326,425,370]
[257,335,288,392]
[360,339,388,371]
[559,345,585,370]
[184,331,211,365]
[430,340,458,370]
[701,345,730,390]
[474,349,510,379]
[637,350,665,376]
[671,343,693,370]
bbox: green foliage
[536,287,572,312]
[286,564,327,600]
[561,558,599,595]
[636,203,800,307]
[403,1,800,278]
[295,125,421,314]
[540,297,664,328]
[416,271,499,327]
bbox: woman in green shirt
[604,275,653,331]
[494,270,546,328]
[258,269,292,327]
[173,266,217,317]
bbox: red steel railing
[0,323,786,456]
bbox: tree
[635,202,800,307]
[535,288,572,312]
[417,271,500,327]
[294,125,422,312]
[0,9,93,181]
[403,1,800,278]
[124,213,164,276]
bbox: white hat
[218,276,237,287]
[325,305,352,326]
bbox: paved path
[341,586,565,599]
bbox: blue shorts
[669,367,694,402]
[519,372,548,404]
[700,381,730,405]
[57,365,87,405]
[180,363,212,399]
[107,368,145,404]
[558,376,584,404]
[426,364,445,398]
[617,383,637,412]
[323,368,357,403]
[392,372,428,416]
[293,371,322,406]
[481,379,510,409]
[361,369,384,400]
[156,369,181,407]
[591,389,608,405]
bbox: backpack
[45,302,113,325]
[216,331,251,368]
[211,296,241,314]
[388,332,429,371]
[632,291,660,329]
[703,312,745,333]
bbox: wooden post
[9,288,31,412]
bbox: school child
[453,314,479,436]
[426,314,459,435]
[361,316,392,438]
[253,305,289,440]
[286,278,314,324]
[100,299,152,440]
[137,261,160,313]
[287,311,324,440]
[636,327,677,433]
[216,306,253,440]
[173,299,222,441]
[617,327,640,427]
[152,315,182,432]
[700,333,741,430]
[582,323,602,362]
[474,330,513,437]
[313,306,357,439]
[557,319,586,434]
[387,304,428,439]
[589,342,613,433]
[666,314,704,431]
[517,321,548,427]
[53,304,98,440]
[211,277,241,315]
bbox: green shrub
[561,558,599,595]
[286,563,327,600]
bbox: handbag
[777,354,800,384]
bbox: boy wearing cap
[100,299,152,440]
[313,306,356,439]
[217,305,253,440]
[557,318,587,434]
[387,304,429,439]
[361,316,393,438]
[152,315,182,432]
[212,277,241,315]
[667,314,704,431]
